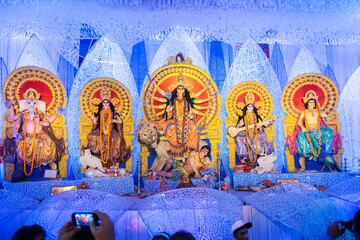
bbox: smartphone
[72,212,99,226]
[71,213,99,240]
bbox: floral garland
[99,109,111,164]
[304,108,321,158]
[23,112,37,176]
[245,112,258,163]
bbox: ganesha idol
[6,89,66,181]
[2,67,68,182]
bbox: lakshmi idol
[87,87,131,168]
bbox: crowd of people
[11,209,360,240]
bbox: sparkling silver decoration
[288,47,321,81]
[25,190,134,240]
[339,68,360,174]
[15,34,58,75]
[244,183,348,240]
[138,188,243,239]
[147,27,209,76]
[0,0,359,12]
[141,27,209,95]
[3,177,135,199]
[66,35,140,179]
[220,38,285,171]
[325,177,360,206]
[0,189,39,222]
[1,1,360,68]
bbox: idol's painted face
[308,100,316,109]
[103,100,110,109]
[177,86,185,96]
[199,148,209,157]
[247,104,254,112]
[26,99,37,113]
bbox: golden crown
[303,90,317,103]
[23,88,41,100]
[169,73,192,92]
[176,73,190,88]
[245,92,255,105]
[100,87,111,101]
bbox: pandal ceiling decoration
[0,0,359,67]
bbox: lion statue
[136,122,173,177]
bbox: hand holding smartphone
[71,212,99,240]
[72,212,99,227]
[59,211,114,240]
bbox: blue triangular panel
[0,58,8,182]
[0,57,8,89]
[324,64,339,90]
[209,41,226,91]
[57,55,77,99]
[270,43,287,91]
[130,41,148,95]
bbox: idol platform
[2,170,352,199]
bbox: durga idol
[151,73,212,157]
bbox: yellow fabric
[17,132,57,168]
